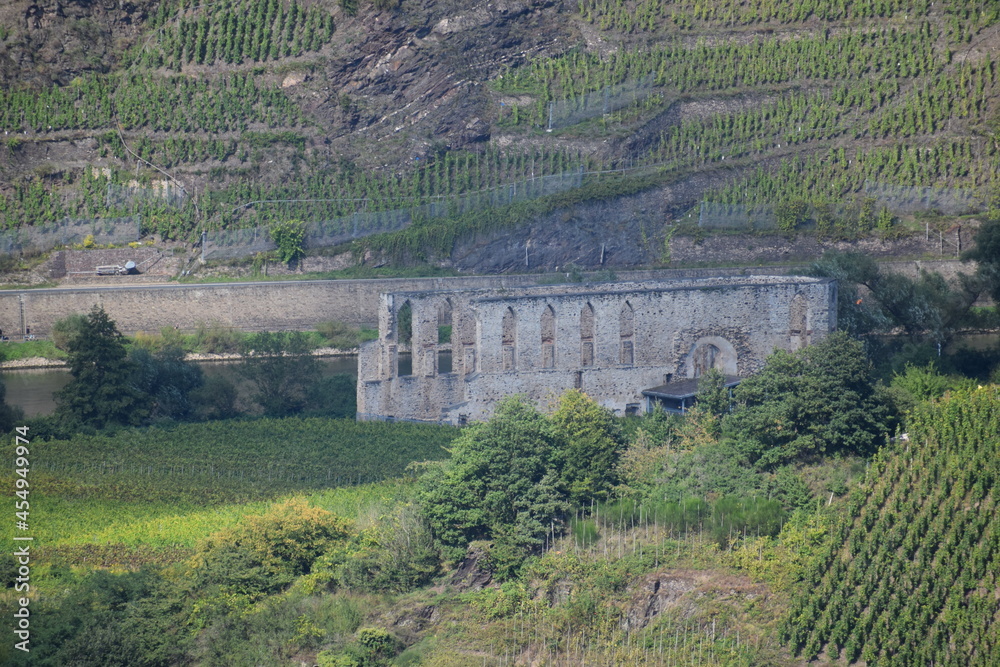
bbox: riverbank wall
[0,260,971,339]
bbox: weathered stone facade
[357,276,837,424]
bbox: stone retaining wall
[0,261,972,339]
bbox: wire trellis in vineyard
[202,226,276,261]
[202,170,585,260]
[105,181,187,209]
[863,180,985,215]
[696,201,777,230]
[547,75,655,130]
[0,216,142,255]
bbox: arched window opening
[685,336,738,378]
[438,298,453,373]
[620,301,634,365]
[541,305,556,369]
[502,307,517,371]
[580,303,595,367]
[692,343,721,378]
[397,300,412,376]
[790,292,808,351]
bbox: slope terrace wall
[1,260,948,340]
[0,267,820,339]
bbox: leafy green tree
[419,396,568,564]
[269,219,307,265]
[304,374,356,418]
[549,389,625,505]
[723,332,894,469]
[651,440,764,501]
[238,331,320,416]
[0,378,24,434]
[419,392,631,576]
[696,368,731,419]
[189,375,239,421]
[129,345,204,421]
[194,498,353,593]
[50,312,88,351]
[810,251,981,346]
[56,306,149,429]
[963,215,1000,303]
[8,568,184,667]
[338,505,439,593]
[886,361,974,414]
[807,252,891,340]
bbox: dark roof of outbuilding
[642,375,742,400]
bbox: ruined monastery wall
[357,276,837,424]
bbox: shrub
[51,312,88,351]
[193,498,354,596]
[194,321,242,354]
[269,219,306,265]
[315,320,377,350]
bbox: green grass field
[2,417,458,571]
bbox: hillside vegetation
[784,386,1000,665]
[0,0,997,266]
[2,328,1000,665]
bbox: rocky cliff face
[311,0,569,160]
[0,0,576,166]
[0,0,150,87]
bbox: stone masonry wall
[0,274,558,339]
[0,259,955,341]
[357,276,837,424]
[0,267,827,340]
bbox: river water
[2,355,363,417]
[3,335,995,417]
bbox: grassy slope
[0,409,806,666]
[9,388,998,665]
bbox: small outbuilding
[642,375,742,414]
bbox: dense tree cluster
[810,251,985,347]
[419,392,624,574]
[724,332,895,468]
[964,211,1000,303]
[55,306,152,429]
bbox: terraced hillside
[784,387,1000,665]
[0,0,997,265]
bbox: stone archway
[685,336,738,377]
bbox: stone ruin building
[356,276,837,425]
